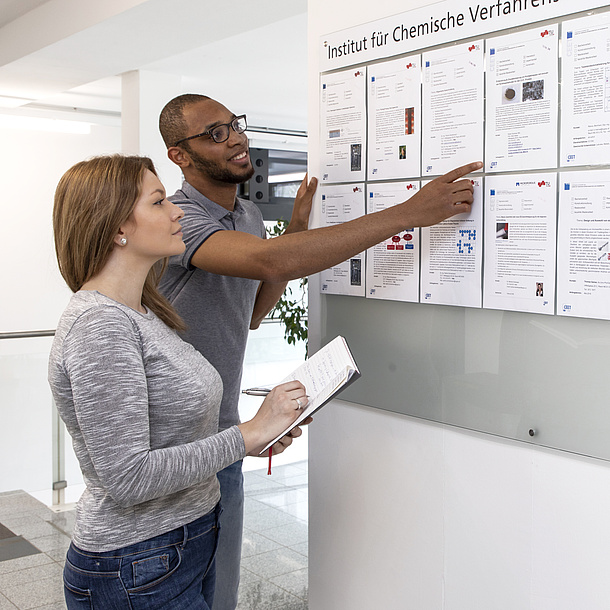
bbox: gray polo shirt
[159,181,265,431]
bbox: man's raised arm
[191,161,483,285]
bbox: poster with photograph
[319,183,366,296]
[483,173,557,314]
[367,55,421,181]
[320,68,367,183]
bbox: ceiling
[0,0,308,131]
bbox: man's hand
[286,174,318,234]
[400,161,483,228]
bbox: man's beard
[187,147,255,184]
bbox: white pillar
[121,70,184,193]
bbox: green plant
[266,220,308,351]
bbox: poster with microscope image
[365,181,420,302]
[420,177,483,308]
[486,25,559,172]
[367,55,421,181]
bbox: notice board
[314,1,610,461]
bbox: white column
[121,70,184,193]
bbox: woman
[48,154,308,609]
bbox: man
[158,93,480,609]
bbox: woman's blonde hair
[53,154,185,331]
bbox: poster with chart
[319,183,366,296]
[365,181,420,302]
[486,25,559,172]
[422,40,484,176]
[483,173,557,314]
[320,68,367,183]
[561,13,610,167]
[367,55,421,181]
[557,170,610,320]
[420,177,483,308]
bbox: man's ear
[167,146,190,168]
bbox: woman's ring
[294,397,302,409]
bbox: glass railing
[0,320,308,505]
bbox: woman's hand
[266,416,314,456]
[238,381,309,456]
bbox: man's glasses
[173,115,247,147]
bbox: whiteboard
[322,295,610,461]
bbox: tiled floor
[0,460,308,610]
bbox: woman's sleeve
[63,307,245,507]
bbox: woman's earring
[119,237,127,246]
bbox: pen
[241,387,271,396]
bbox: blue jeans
[212,460,244,610]
[63,504,221,609]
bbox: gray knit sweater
[48,291,246,552]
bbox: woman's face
[121,169,185,262]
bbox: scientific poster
[483,173,557,314]
[420,177,483,308]
[561,13,610,167]
[365,181,420,302]
[557,170,610,320]
[422,40,484,176]
[319,183,366,297]
[320,68,367,183]
[486,25,559,172]
[367,55,421,181]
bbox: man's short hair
[159,94,211,148]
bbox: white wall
[309,401,610,609]
[0,121,121,332]
[307,1,610,608]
